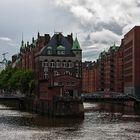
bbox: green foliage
[0,68,35,94]
[0,68,16,90]
[19,70,35,93]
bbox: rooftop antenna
[2,52,8,59]
[22,32,23,41]
[1,52,8,64]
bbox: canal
[0,102,140,140]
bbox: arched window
[62,60,67,68]
[50,60,55,68]
[56,60,61,68]
[47,46,52,55]
[67,60,72,68]
[57,45,65,55]
[43,59,48,67]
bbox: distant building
[82,61,98,93]
[98,44,120,92]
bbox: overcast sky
[0,0,140,61]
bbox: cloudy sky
[0,0,140,61]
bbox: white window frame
[43,61,48,67]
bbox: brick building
[82,61,98,93]
[114,42,123,93]
[82,26,140,97]
[97,44,120,92]
[82,44,123,94]
[123,26,140,98]
[12,32,82,100]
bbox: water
[0,102,140,140]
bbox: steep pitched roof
[72,37,81,50]
[40,33,73,55]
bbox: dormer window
[47,46,52,55]
[57,45,65,55]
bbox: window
[47,46,52,55]
[56,60,61,68]
[44,67,48,72]
[64,71,71,75]
[47,50,52,55]
[67,60,72,68]
[43,61,48,67]
[76,73,79,77]
[50,60,55,68]
[57,51,61,55]
[57,50,65,55]
[75,61,79,66]
[54,82,58,86]
[61,51,65,55]
[63,60,67,68]
[44,72,48,79]
[54,71,60,76]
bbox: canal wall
[23,97,84,118]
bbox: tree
[8,70,22,92]
[19,70,35,94]
[0,68,35,95]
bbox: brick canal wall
[23,97,84,118]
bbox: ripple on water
[0,103,140,140]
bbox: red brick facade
[82,62,98,93]
[123,26,140,98]
[12,32,82,100]
[82,26,140,97]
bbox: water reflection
[0,103,140,140]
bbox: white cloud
[71,6,93,22]
[0,37,12,42]
[90,29,121,44]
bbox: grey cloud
[0,0,140,61]
[82,50,100,61]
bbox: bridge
[0,93,25,109]
[82,92,135,102]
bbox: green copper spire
[20,40,25,49]
[21,32,25,49]
[72,37,81,50]
[112,43,116,50]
